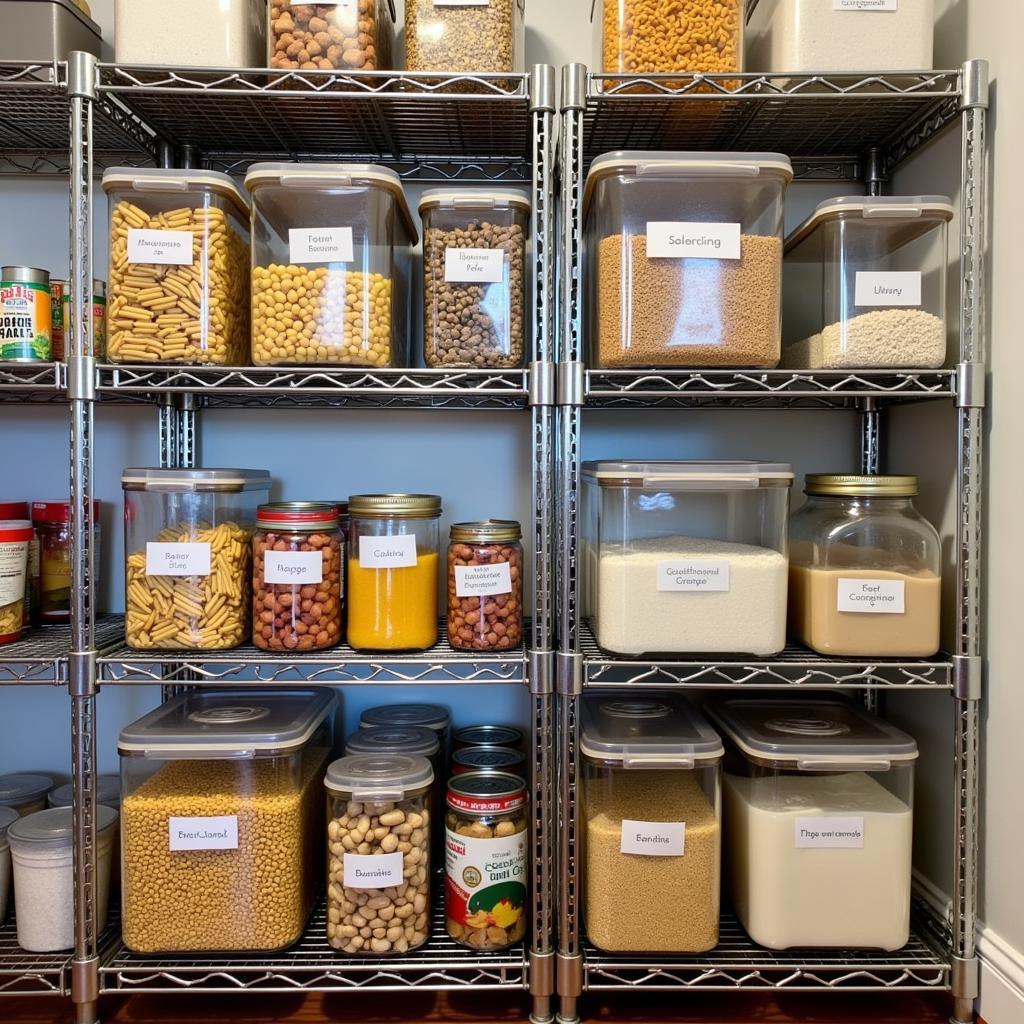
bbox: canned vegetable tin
[1,267,51,362]
[49,280,67,361]
[60,280,107,360]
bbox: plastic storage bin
[0,520,33,643]
[245,163,415,367]
[122,468,270,651]
[406,0,524,73]
[269,0,395,70]
[103,169,250,366]
[585,152,792,368]
[0,774,54,816]
[119,688,336,953]
[581,695,723,953]
[0,0,104,61]
[789,474,941,656]
[419,191,529,369]
[782,196,953,369]
[0,807,14,925]
[705,697,918,950]
[583,461,793,656]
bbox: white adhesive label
[646,221,741,260]
[359,534,417,568]
[146,542,211,577]
[444,247,505,283]
[834,0,897,10]
[656,559,730,593]
[344,851,404,888]
[264,550,323,585]
[620,820,686,856]
[288,227,354,265]
[0,541,28,605]
[854,271,922,307]
[795,816,865,848]
[127,228,193,266]
[455,561,512,597]
[169,815,238,851]
[837,577,906,613]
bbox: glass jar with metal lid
[252,502,343,652]
[445,772,528,951]
[447,519,523,652]
[789,474,941,657]
[347,494,442,652]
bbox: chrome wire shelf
[0,913,69,995]
[0,362,64,403]
[0,618,123,686]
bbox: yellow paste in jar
[347,550,438,651]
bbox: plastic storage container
[102,169,251,365]
[325,754,433,954]
[122,468,270,651]
[789,474,941,656]
[347,494,442,651]
[269,0,395,70]
[245,163,415,367]
[581,695,723,953]
[252,502,344,652]
[119,688,336,953]
[0,520,33,644]
[705,697,918,950]
[783,196,953,369]
[0,807,14,925]
[32,500,101,625]
[0,0,104,61]
[583,461,793,656]
[47,775,120,810]
[585,152,792,368]
[0,774,54,816]
[747,0,934,74]
[406,0,524,73]
[420,191,529,369]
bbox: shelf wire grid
[0,362,64,403]
[0,912,69,995]
[0,616,124,685]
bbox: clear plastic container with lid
[705,698,918,951]
[583,461,793,656]
[406,0,524,72]
[783,196,953,369]
[269,0,395,71]
[585,152,792,368]
[0,520,33,643]
[325,754,433,955]
[245,163,415,367]
[581,695,723,953]
[102,169,250,366]
[0,806,15,924]
[119,688,336,953]
[122,468,270,651]
[789,474,942,657]
[0,774,54,816]
[347,494,442,651]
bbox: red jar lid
[31,499,101,523]
[257,502,339,529]
[0,519,34,543]
[0,502,29,520]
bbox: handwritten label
[455,561,512,597]
[358,534,417,568]
[146,542,211,577]
[834,0,897,10]
[795,816,865,848]
[656,559,730,592]
[854,271,922,307]
[288,226,354,264]
[264,550,323,585]
[169,815,239,851]
[344,851,404,888]
[620,820,686,856]
[837,577,905,614]
[444,247,504,283]
[646,221,741,260]
[127,229,193,266]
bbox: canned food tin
[451,746,526,777]
[49,280,67,361]
[1,267,51,362]
[453,725,525,752]
[59,280,107,360]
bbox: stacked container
[0,806,14,924]
[0,774,54,816]
[269,0,395,70]
[406,0,524,73]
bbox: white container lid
[121,468,271,493]
[418,189,531,214]
[0,773,54,809]
[359,703,450,733]
[704,698,919,770]
[582,460,794,490]
[101,167,250,218]
[580,695,723,768]
[786,195,955,252]
[345,726,440,759]
[47,775,120,810]
[324,754,434,801]
[118,689,337,758]
[8,805,118,852]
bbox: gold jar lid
[450,519,522,543]
[348,493,442,519]
[805,474,918,497]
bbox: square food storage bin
[581,694,723,953]
[0,0,103,61]
[705,698,918,951]
[119,688,338,953]
[782,196,953,370]
[406,0,524,73]
[582,461,793,656]
[102,169,251,366]
[122,468,270,651]
[269,0,396,71]
[584,152,792,368]
[245,163,416,367]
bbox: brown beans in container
[269,0,393,71]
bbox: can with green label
[1,267,51,362]
[61,279,107,360]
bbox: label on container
[854,271,922,307]
[656,559,730,592]
[146,542,211,577]
[445,827,527,931]
[359,534,417,568]
[455,561,512,597]
[795,816,865,848]
[288,227,354,265]
[0,279,51,361]
[0,541,28,606]
[837,577,905,613]
[169,815,239,851]
[127,229,193,266]
[620,820,686,856]
[646,221,741,260]
[834,0,897,10]
[444,248,505,282]
[264,550,323,585]
[344,851,404,888]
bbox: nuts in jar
[269,0,394,71]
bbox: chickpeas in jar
[252,502,343,652]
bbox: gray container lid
[582,460,793,490]
[48,775,120,809]
[0,806,17,844]
[580,695,723,768]
[325,754,434,801]
[359,704,450,733]
[345,726,440,759]
[8,805,118,852]
[0,773,54,809]
[704,698,919,770]
[121,468,270,493]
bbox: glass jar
[445,772,528,951]
[121,469,270,651]
[269,0,396,71]
[789,474,942,657]
[31,501,101,626]
[252,502,343,652]
[347,494,442,651]
[406,0,524,72]
[325,754,433,955]
[0,520,33,644]
[0,503,37,629]
[447,520,523,651]
[0,773,54,816]
[452,746,525,778]
[453,725,524,752]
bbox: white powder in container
[594,535,787,656]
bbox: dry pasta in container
[406,0,524,73]
[269,0,395,71]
